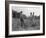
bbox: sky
[12,6,40,17]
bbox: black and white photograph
[5,1,45,37]
[12,5,40,31]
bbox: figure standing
[20,11,24,28]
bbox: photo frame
[5,1,45,37]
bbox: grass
[12,18,40,31]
